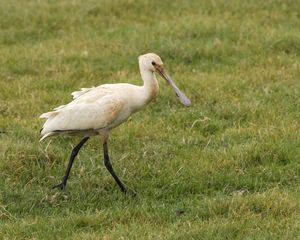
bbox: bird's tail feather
[39,132,54,142]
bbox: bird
[39,53,191,193]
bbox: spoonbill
[40,53,191,193]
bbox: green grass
[1,0,300,239]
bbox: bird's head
[138,53,191,107]
[138,53,164,72]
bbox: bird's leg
[103,141,127,193]
[53,137,89,190]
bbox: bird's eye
[151,61,156,66]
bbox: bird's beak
[155,65,191,107]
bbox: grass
[1,0,300,239]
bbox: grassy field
[1,0,300,239]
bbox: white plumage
[39,53,191,192]
[40,84,144,141]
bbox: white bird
[40,53,191,193]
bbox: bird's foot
[52,181,67,190]
[121,187,127,195]
[128,190,137,197]
[117,184,137,197]
[124,187,137,197]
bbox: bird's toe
[52,182,66,190]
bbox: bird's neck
[139,65,159,104]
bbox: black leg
[53,137,89,190]
[103,142,127,193]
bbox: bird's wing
[40,88,125,136]
[71,87,95,99]
[40,87,97,116]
